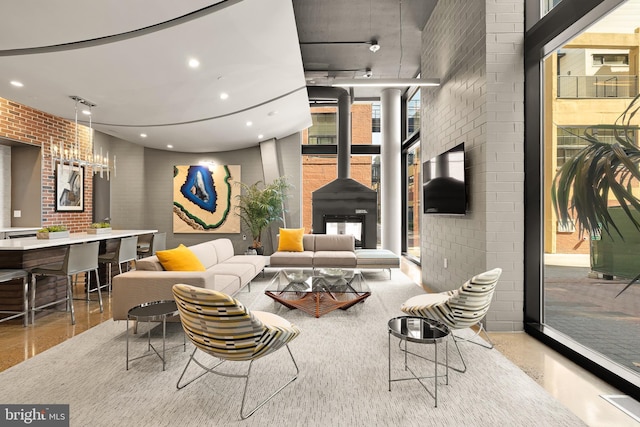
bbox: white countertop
[0,227,41,233]
[0,229,157,251]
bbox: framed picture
[55,163,84,212]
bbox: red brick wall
[302,104,374,233]
[0,98,93,231]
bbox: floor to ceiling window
[526,0,640,398]
[405,141,420,260]
[301,104,380,244]
[402,88,421,262]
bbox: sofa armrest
[111,270,217,320]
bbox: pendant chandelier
[46,96,116,179]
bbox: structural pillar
[380,88,402,255]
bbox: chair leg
[67,275,75,325]
[240,344,299,419]
[176,345,299,420]
[176,347,226,390]
[94,269,103,313]
[30,274,37,325]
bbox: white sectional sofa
[111,238,265,320]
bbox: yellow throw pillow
[156,244,206,271]
[278,228,305,252]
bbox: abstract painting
[173,164,240,233]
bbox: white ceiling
[0,0,311,152]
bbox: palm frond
[552,94,640,240]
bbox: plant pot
[36,231,70,239]
[87,227,112,234]
[248,246,264,255]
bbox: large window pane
[406,142,420,260]
[302,105,380,245]
[542,0,640,380]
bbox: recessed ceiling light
[82,109,91,115]
[258,134,264,139]
[167,144,173,149]
[188,58,200,68]
[10,81,23,87]
[140,133,147,138]
[220,92,229,100]
[246,121,253,127]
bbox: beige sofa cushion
[210,263,255,285]
[189,241,219,268]
[314,234,355,251]
[224,255,266,275]
[212,238,235,263]
[270,251,315,267]
[135,255,163,271]
[313,251,357,267]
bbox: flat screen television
[422,143,467,214]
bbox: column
[381,88,402,255]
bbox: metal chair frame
[0,269,29,327]
[99,235,138,292]
[31,242,102,325]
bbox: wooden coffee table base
[265,290,371,318]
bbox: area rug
[0,270,585,426]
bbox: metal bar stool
[99,236,138,292]
[0,269,29,327]
[136,232,166,259]
[31,241,102,325]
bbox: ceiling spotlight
[188,58,200,68]
[258,134,264,139]
[363,68,373,78]
[220,92,229,100]
[369,40,380,53]
[10,80,23,87]
[246,121,253,127]
[140,133,147,138]
[81,109,91,116]
[167,144,173,149]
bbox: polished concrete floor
[0,263,638,426]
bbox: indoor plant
[235,176,291,255]
[552,93,640,296]
[87,222,112,234]
[36,225,69,239]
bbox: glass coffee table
[265,268,370,318]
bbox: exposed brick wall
[0,97,93,231]
[421,0,525,331]
[301,104,374,233]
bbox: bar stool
[31,241,102,325]
[99,235,138,291]
[0,269,29,327]
[136,232,166,259]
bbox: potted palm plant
[552,93,640,296]
[235,176,291,255]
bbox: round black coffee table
[126,300,184,371]
[388,316,450,407]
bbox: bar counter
[0,229,157,322]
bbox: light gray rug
[0,270,585,426]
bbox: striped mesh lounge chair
[400,268,502,373]
[172,283,301,419]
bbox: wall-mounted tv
[422,142,467,215]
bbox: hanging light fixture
[45,96,116,180]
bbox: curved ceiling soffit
[0,0,306,136]
[86,86,308,129]
[0,0,243,56]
